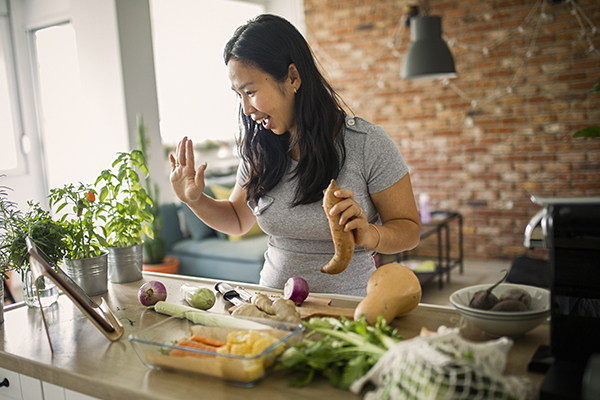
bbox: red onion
[138,280,167,306]
[283,277,310,306]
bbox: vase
[22,269,60,308]
[108,243,143,283]
[64,251,109,296]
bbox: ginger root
[251,293,276,315]
[231,303,276,320]
[272,299,302,324]
[232,295,301,324]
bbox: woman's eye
[246,91,255,96]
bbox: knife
[214,282,246,307]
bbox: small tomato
[87,191,96,202]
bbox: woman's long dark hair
[224,14,346,206]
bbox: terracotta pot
[142,256,179,274]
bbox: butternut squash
[354,263,422,325]
[320,179,355,274]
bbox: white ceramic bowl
[449,283,550,337]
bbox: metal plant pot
[108,243,143,283]
[64,251,109,297]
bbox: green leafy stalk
[136,114,167,264]
[277,315,401,390]
[95,149,154,248]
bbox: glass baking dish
[129,312,304,386]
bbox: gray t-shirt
[237,115,409,296]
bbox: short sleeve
[361,123,409,194]
[236,160,249,188]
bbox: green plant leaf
[574,126,600,138]
[143,223,154,239]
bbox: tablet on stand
[26,237,124,352]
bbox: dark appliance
[524,196,600,400]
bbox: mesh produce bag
[350,326,535,400]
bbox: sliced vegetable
[283,277,310,306]
[191,334,226,347]
[151,301,271,330]
[170,339,218,358]
[138,280,167,306]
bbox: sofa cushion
[181,203,216,241]
[171,234,268,264]
[159,203,184,251]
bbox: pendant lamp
[401,15,457,80]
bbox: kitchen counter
[0,272,549,399]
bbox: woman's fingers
[185,137,195,171]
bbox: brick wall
[304,0,600,260]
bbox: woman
[170,14,421,296]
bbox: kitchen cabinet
[0,367,22,400]
[20,374,43,400]
[0,367,98,400]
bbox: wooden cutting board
[228,293,355,320]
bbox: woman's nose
[241,97,254,116]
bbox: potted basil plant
[95,149,154,283]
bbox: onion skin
[138,280,167,306]
[283,277,310,306]
[320,179,355,274]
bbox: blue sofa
[160,184,268,284]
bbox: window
[33,23,89,190]
[0,8,25,173]
[149,0,265,147]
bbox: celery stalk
[151,301,270,329]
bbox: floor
[418,258,512,306]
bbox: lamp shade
[401,15,457,80]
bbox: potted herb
[49,182,109,296]
[136,115,179,274]
[95,149,154,283]
[2,177,69,307]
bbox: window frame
[0,2,27,176]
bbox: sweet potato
[320,179,355,274]
[353,263,422,325]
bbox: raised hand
[169,137,207,205]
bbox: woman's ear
[288,63,302,92]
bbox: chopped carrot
[177,339,219,351]
[190,334,226,347]
[169,339,218,358]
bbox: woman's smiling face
[228,59,299,137]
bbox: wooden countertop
[0,272,549,399]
